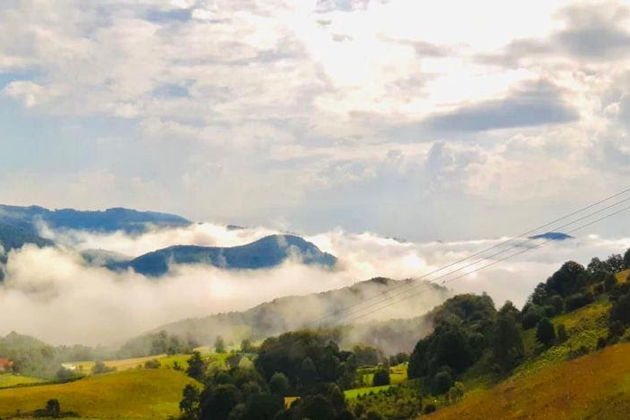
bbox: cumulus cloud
[425,80,578,132]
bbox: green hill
[0,369,200,419]
[427,342,630,420]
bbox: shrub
[536,318,556,347]
[424,403,437,414]
[565,292,594,312]
[433,369,453,395]
[92,361,115,374]
[556,323,568,343]
[144,359,160,369]
[372,368,390,386]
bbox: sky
[2,0,630,241]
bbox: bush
[535,318,556,347]
[433,369,453,395]
[611,294,630,325]
[565,292,594,312]
[144,359,160,369]
[556,323,568,343]
[372,368,390,386]
[92,361,115,374]
[424,403,437,414]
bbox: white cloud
[2,221,629,345]
[2,0,630,240]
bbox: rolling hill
[0,204,190,234]
[109,234,338,276]
[153,277,451,351]
[0,369,200,418]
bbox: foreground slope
[427,343,630,420]
[0,369,199,418]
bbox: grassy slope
[0,374,44,388]
[0,369,200,419]
[515,299,611,378]
[427,342,630,420]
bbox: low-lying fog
[1,222,629,346]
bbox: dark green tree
[556,323,568,343]
[372,368,390,386]
[624,248,630,269]
[46,399,61,418]
[200,384,241,420]
[269,372,289,396]
[180,384,200,418]
[607,254,625,272]
[492,312,524,372]
[186,351,206,381]
[433,369,453,395]
[611,294,630,325]
[215,336,226,353]
[535,318,556,347]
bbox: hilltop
[109,234,337,276]
[151,277,451,351]
[0,204,190,234]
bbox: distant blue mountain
[110,234,337,276]
[0,204,190,234]
[528,232,574,241]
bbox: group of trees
[408,248,630,408]
[408,294,500,393]
[179,330,389,420]
[118,330,199,358]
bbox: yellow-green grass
[389,363,408,384]
[344,384,394,399]
[70,354,168,373]
[426,342,630,420]
[356,363,408,387]
[616,269,629,283]
[0,368,201,419]
[0,373,45,388]
[70,350,228,375]
[515,299,611,378]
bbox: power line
[311,189,630,326]
[331,203,630,327]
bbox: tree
[607,254,625,272]
[240,338,253,353]
[611,294,630,325]
[521,305,543,329]
[180,384,200,418]
[269,372,289,396]
[492,312,524,372]
[46,399,61,418]
[447,381,465,402]
[186,351,207,381]
[215,336,226,353]
[556,323,568,343]
[605,273,618,291]
[299,357,317,389]
[200,384,241,420]
[624,248,630,269]
[372,368,390,386]
[92,360,114,374]
[536,318,556,347]
[433,369,453,394]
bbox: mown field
[69,348,228,375]
[0,369,200,419]
[0,373,44,388]
[426,342,630,420]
